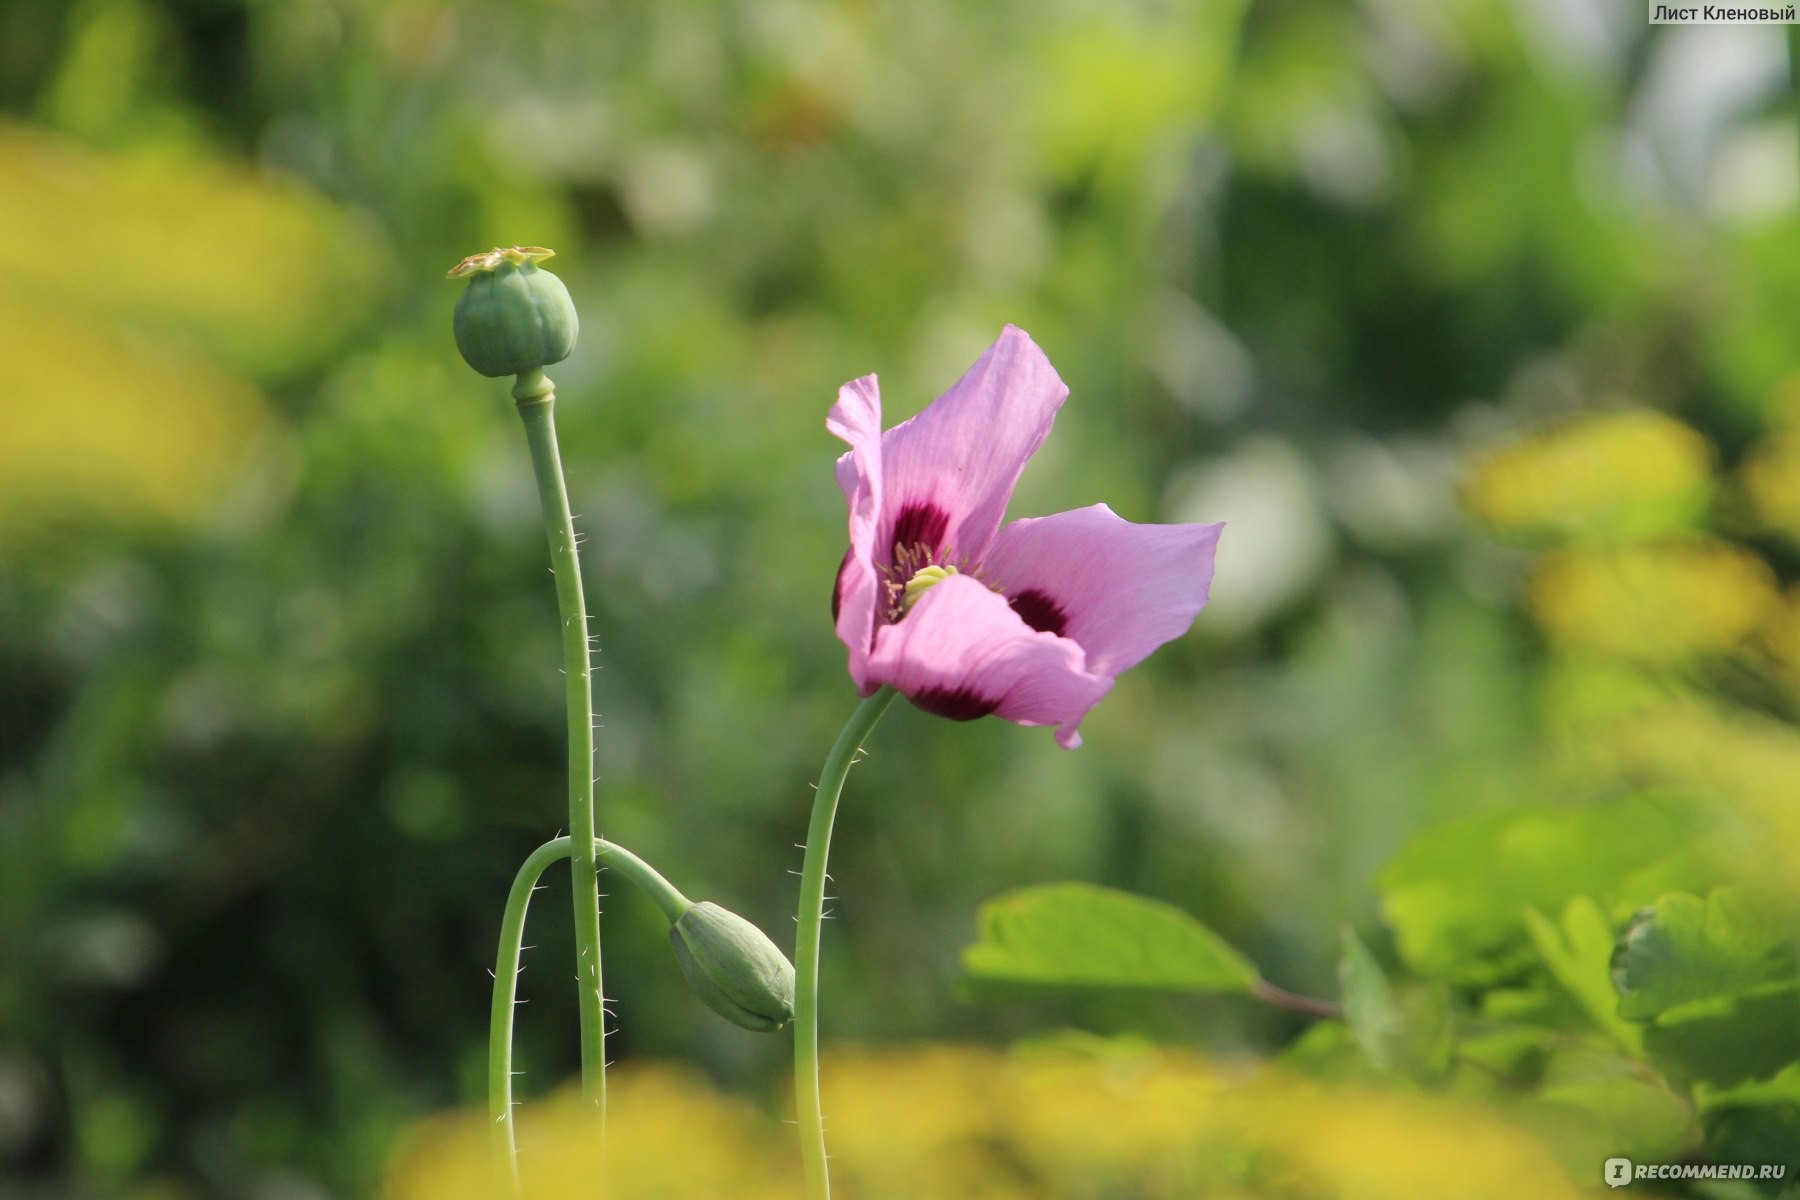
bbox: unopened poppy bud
[669,902,796,1032]
[448,246,578,378]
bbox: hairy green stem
[489,837,693,1194]
[488,837,570,1196]
[513,368,607,1124]
[794,686,898,1200]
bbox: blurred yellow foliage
[1764,585,1800,690]
[1238,1077,1586,1200]
[1528,540,1778,665]
[385,1067,788,1200]
[1764,373,1800,429]
[1566,698,1800,885]
[1463,410,1713,540]
[0,298,272,540]
[0,120,387,546]
[821,1044,1011,1192]
[382,1042,1589,1200]
[1740,432,1800,545]
[0,119,382,376]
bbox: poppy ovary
[448,246,579,380]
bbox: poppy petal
[982,504,1223,678]
[876,326,1067,569]
[865,574,1113,749]
[828,373,886,692]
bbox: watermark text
[1605,1158,1787,1188]
[1651,3,1799,20]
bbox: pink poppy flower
[829,325,1223,749]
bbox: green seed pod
[448,246,578,378]
[669,901,796,1032]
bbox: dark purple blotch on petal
[1007,588,1068,637]
[890,501,950,561]
[908,685,999,721]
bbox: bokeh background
[4,0,1800,1196]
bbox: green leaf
[1642,983,1800,1088]
[961,884,1259,994]
[1338,929,1453,1081]
[1277,1018,1365,1078]
[1612,891,1790,1021]
[1701,1104,1800,1180]
[1520,1071,1700,1166]
[1698,1060,1800,1112]
[1524,897,1641,1052]
[1378,791,1716,985]
[1457,1025,1555,1084]
[1339,928,1404,1072]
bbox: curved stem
[599,838,693,924]
[489,837,694,1194]
[794,687,898,1200]
[489,837,574,1197]
[514,371,607,1126]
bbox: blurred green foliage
[3,0,1800,1195]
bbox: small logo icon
[1605,1158,1633,1188]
